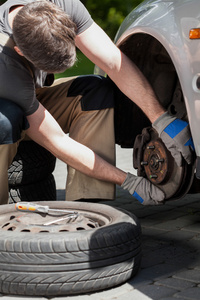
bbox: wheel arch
[117,32,187,120]
[112,32,188,148]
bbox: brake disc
[133,127,195,200]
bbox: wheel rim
[0,209,111,233]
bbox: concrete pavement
[1,146,200,299]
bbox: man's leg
[0,98,28,204]
[37,76,116,201]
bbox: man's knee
[0,98,29,144]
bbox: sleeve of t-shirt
[56,0,94,35]
[0,59,39,116]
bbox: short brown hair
[13,0,77,73]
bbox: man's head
[13,0,77,73]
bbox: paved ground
[2,146,200,299]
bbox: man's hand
[121,173,165,205]
[152,112,194,167]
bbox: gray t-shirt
[0,0,93,115]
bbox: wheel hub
[143,140,170,184]
[133,127,195,200]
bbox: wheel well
[114,33,187,147]
[118,33,187,119]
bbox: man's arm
[75,22,165,123]
[26,103,126,185]
[26,103,164,205]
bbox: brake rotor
[133,127,195,200]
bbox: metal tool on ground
[43,214,79,226]
[15,202,78,216]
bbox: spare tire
[0,201,141,297]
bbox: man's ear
[14,45,24,56]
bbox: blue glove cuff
[133,191,144,204]
[164,119,187,138]
[185,138,195,150]
[152,112,176,135]
[164,119,194,150]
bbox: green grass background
[55,50,95,79]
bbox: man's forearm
[76,23,165,123]
[53,135,127,186]
[107,52,165,123]
[26,104,127,186]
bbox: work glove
[121,173,165,205]
[152,112,194,167]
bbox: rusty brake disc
[133,127,195,200]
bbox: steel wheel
[0,205,109,233]
[0,201,141,297]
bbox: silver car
[97,0,200,200]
